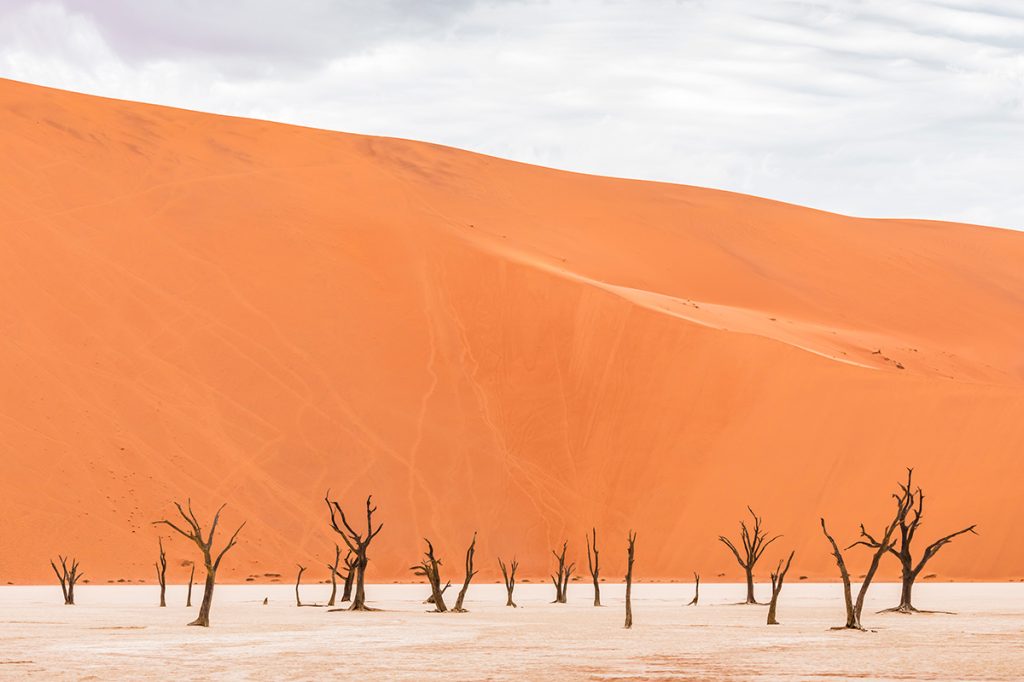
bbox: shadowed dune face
[1,78,1023,585]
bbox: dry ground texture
[1,583,1022,680]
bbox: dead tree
[855,468,977,614]
[550,541,575,604]
[624,530,637,629]
[341,550,356,602]
[326,545,341,607]
[586,527,601,606]
[50,556,83,605]
[498,557,519,607]
[186,562,195,607]
[766,551,795,625]
[153,500,245,627]
[324,491,383,611]
[411,539,447,612]
[155,538,168,607]
[452,532,478,613]
[718,507,780,604]
[294,564,306,607]
[820,492,909,631]
[687,572,700,606]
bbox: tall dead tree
[294,564,306,607]
[719,507,780,604]
[186,562,195,607]
[155,538,168,607]
[50,556,83,606]
[586,527,601,607]
[624,530,637,629]
[550,541,575,604]
[820,491,909,631]
[766,551,795,625]
[687,572,700,606]
[326,545,341,607]
[324,491,383,611]
[153,500,245,627]
[498,557,518,607]
[452,532,478,613]
[411,539,448,612]
[854,468,977,614]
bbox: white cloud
[1,0,1022,228]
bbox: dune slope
[1,78,1023,585]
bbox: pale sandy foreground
[2,584,1023,681]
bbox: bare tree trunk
[624,531,636,629]
[550,541,575,604]
[425,581,450,604]
[498,557,518,607]
[452,532,478,613]
[192,570,216,627]
[341,552,356,602]
[156,538,168,607]
[586,527,601,607]
[327,545,341,607]
[294,564,306,607]
[766,551,795,625]
[687,572,700,606]
[186,564,195,608]
[719,507,779,605]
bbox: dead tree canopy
[821,491,909,631]
[325,491,383,612]
[586,527,601,607]
[153,500,245,627]
[719,507,780,605]
[551,541,575,604]
[853,468,977,614]
[452,532,478,613]
[624,531,637,629]
[687,572,700,606]
[766,551,795,625]
[498,557,519,607]
[50,556,83,606]
[155,538,168,608]
[411,539,447,612]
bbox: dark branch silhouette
[411,539,447,612]
[153,500,245,627]
[50,556,83,606]
[324,491,383,611]
[326,545,342,607]
[718,507,780,604]
[294,564,306,607]
[498,557,519,607]
[624,530,637,629]
[452,532,478,613]
[586,527,602,606]
[851,468,977,614]
[550,541,575,604]
[821,491,909,630]
[155,538,168,607]
[186,562,195,608]
[766,551,795,625]
[687,572,700,606]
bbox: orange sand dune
[1,78,1023,586]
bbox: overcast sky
[2,0,1022,228]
